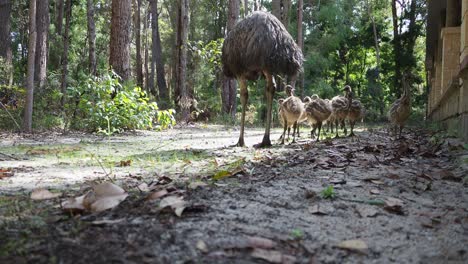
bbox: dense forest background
[0,0,427,133]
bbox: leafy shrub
[67,71,175,134]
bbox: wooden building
[426,0,468,141]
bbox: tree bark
[244,0,248,17]
[150,0,168,101]
[175,0,190,121]
[222,0,239,118]
[34,0,49,89]
[24,0,37,133]
[0,0,12,86]
[367,0,380,72]
[272,0,291,28]
[110,0,132,81]
[391,0,401,97]
[133,0,143,87]
[60,0,72,106]
[87,0,97,75]
[143,7,150,92]
[290,0,303,94]
[56,0,64,36]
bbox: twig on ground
[0,152,19,160]
[0,102,21,131]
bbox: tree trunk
[0,0,12,86]
[24,0,37,133]
[150,0,168,101]
[175,0,190,121]
[110,0,132,81]
[34,0,49,90]
[60,0,71,107]
[244,0,248,17]
[87,0,96,75]
[391,0,401,97]
[291,0,303,93]
[254,0,260,11]
[56,0,64,36]
[133,0,143,87]
[367,0,380,72]
[143,7,149,92]
[272,0,291,28]
[222,0,239,118]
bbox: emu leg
[255,72,275,148]
[311,124,317,139]
[292,122,297,143]
[349,121,355,137]
[334,119,340,138]
[280,118,287,144]
[399,125,403,139]
[295,123,300,138]
[316,122,322,142]
[235,77,248,147]
[342,120,347,135]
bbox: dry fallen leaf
[336,239,368,254]
[62,182,128,214]
[247,236,276,249]
[309,204,334,215]
[370,189,380,195]
[250,248,282,263]
[196,240,208,253]
[61,194,87,214]
[31,188,61,200]
[91,218,125,225]
[188,181,208,189]
[356,206,379,218]
[384,197,404,215]
[0,168,14,179]
[159,195,186,217]
[147,189,169,200]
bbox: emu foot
[348,132,356,137]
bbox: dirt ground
[0,125,467,263]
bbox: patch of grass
[320,185,336,199]
[290,229,304,240]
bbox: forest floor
[0,124,467,263]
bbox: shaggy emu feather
[222,11,303,147]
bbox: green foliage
[320,185,336,199]
[67,72,175,133]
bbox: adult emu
[222,11,303,147]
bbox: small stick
[0,102,21,131]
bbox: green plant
[290,229,304,240]
[321,185,336,199]
[67,71,175,133]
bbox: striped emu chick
[331,85,353,138]
[324,98,336,133]
[388,75,411,138]
[303,95,332,141]
[347,99,364,137]
[279,86,305,144]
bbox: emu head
[285,85,295,97]
[311,94,319,100]
[303,96,312,103]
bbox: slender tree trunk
[272,0,290,28]
[391,0,401,97]
[367,0,380,71]
[110,0,132,81]
[0,0,12,86]
[56,0,64,36]
[254,0,260,11]
[291,0,303,93]
[34,0,49,90]
[133,0,143,86]
[60,0,71,106]
[175,0,190,121]
[150,0,168,101]
[87,0,96,75]
[222,0,239,118]
[143,8,150,92]
[24,0,37,133]
[244,0,248,17]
